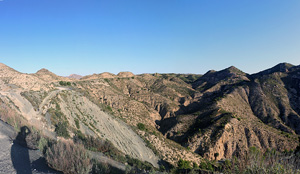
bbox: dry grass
[0,102,25,131]
[46,139,91,174]
[223,147,300,174]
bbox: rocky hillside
[160,63,300,160]
[0,62,299,168]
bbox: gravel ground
[0,120,61,174]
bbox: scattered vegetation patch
[74,118,80,129]
[59,81,71,86]
[125,155,155,171]
[220,147,300,174]
[20,90,46,110]
[55,121,70,138]
[73,133,122,159]
[177,159,192,169]
[199,159,215,171]
[47,107,66,124]
[106,105,112,112]
[91,159,124,174]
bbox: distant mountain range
[67,74,83,80]
[0,62,299,170]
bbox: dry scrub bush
[74,133,121,157]
[46,139,91,174]
[0,102,43,149]
[91,160,112,174]
[0,102,24,130]
[224,147,300,174]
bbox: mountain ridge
[0,62,300,169]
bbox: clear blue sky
[0,0,300,76]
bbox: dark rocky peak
[224,66,245,75]
[202,70,216,76]
[198,66,245,81]
[287,64,300,73]
[192,66,247,91]
[268,63,294,73]
[252,63,294,78]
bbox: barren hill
[0,63,159,167]
[72,63,300,163]
[81,72,116,80]
[0,63,48,91]
[1,62,300,170]
[117,71,135,78]
[34,68,70,82]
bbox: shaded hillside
[0,62,300,169]
[71,64,300,163]
[159,64,300,160]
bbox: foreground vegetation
[172,146,300,174]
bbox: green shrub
[38,137,48,154]
[59,81,71,86]
[200,160,214,171]
[125,155,154,171]
[74,119,80,129]
[105,105,113,112]
[59,81,66,86]
[55,121,70,138]
[137,123,146,131]
[214,153,219,160]
[177,159,192,169]
[159,165,166,171]
[75,130,85,140]
[152,131,158,136]
[192,162,199,169]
